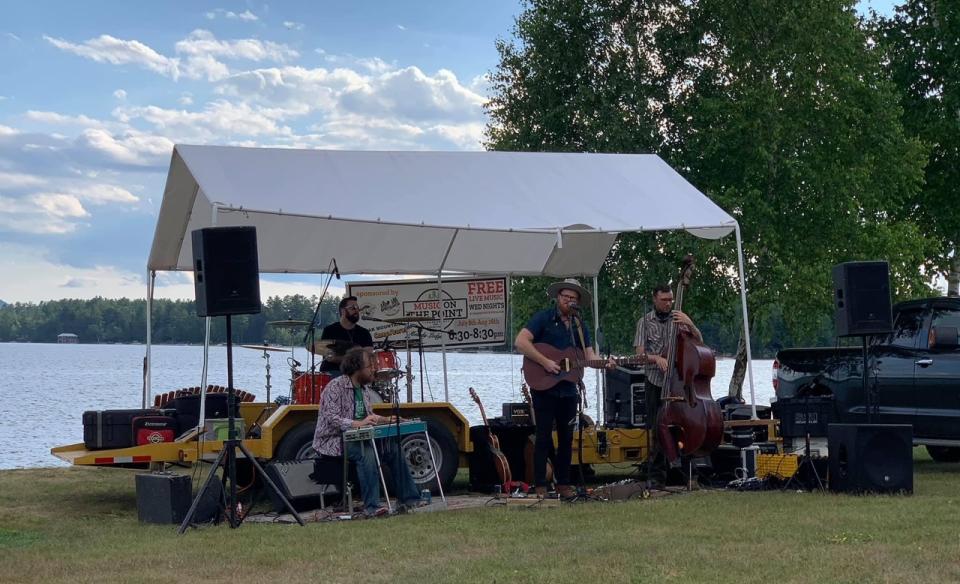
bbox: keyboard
[343,420,427,443]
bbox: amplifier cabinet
[604,367,648,428]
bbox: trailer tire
[926,445,960,463]
[274,422,317,462]
[400,419,459,494]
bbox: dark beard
[346,313,360,324]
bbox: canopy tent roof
[149,145,737,277]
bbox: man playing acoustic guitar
[515,278,614,498]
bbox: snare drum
[292,371,334,404]
[372,349,401,378]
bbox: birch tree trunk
[727,334,747,401]
[948,250,960,297]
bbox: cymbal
[267,319,311,328]
[382,316,435,323]
[307,339,354,355]
[239,344,289,352]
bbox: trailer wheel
[274,422,317,461]
[926,445,960,463]
[401,419,459,494]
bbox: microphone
[569,302,581,313]
[332,258,340,280]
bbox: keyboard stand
[341,422,446,514]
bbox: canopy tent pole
[592,275,602,424]
[197,204,219,430]
[734,223,758,419]
[434,230,460,402]
[144,270,156,408]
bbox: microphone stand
[303,259,338,400]
[570,309,600,502]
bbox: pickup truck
[773,297,960,462]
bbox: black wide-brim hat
[546,278,591,306]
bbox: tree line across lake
[0,293,838,358]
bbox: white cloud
[283,21,305,31]
[397,24,407,31]
[113,89,127,100]
[175,29,298,63]
[27,110,104,127]
[74,128,174,167]
[66,183,139,205]
[178,93,194,106]
[230,9,259,21]
[4,32,22,42]
[0,171,46,190]
[114,101,293,141]
[44,34,181,79]
[0,193,88,234]
[206,9,260,22]
[182,54,231,81]
[0,124,18,135]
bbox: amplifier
[604,367,648,428]
[136,472,191,524]
[501,403,530,425]
[265,460,340,512]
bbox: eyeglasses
[558,293,579,301]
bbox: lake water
[0,342,774,470]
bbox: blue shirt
[524,308,592,397]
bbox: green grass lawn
[1,450,958,584]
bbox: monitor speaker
[832,261,892,337]
[827,424,913,494]
[191,226,261,317]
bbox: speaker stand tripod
[178,315,305,533]
[783,432,825,492]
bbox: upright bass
[657,255,724,466]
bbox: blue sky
[0,0,899,303]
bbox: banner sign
[347,276,508,349]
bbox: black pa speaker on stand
[179,226,305,533]
[192,226,262,317]
[832,261,893,337]
[832,261,893,424]
[828,424,913,494]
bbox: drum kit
[239,316,434,405]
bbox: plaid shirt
[633,310,701,388]
[312,374,374,457]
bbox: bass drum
[292,371,333,405]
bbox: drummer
[314,296,374,377]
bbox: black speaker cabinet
[832,261,893,337]
[191,226,261,317]
[265,460,340,512]
[828,424,913,494]
[135,472,192,524]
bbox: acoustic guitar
[521,343,650,391]
[468,387,512,487]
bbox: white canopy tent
[147,145,757,417]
